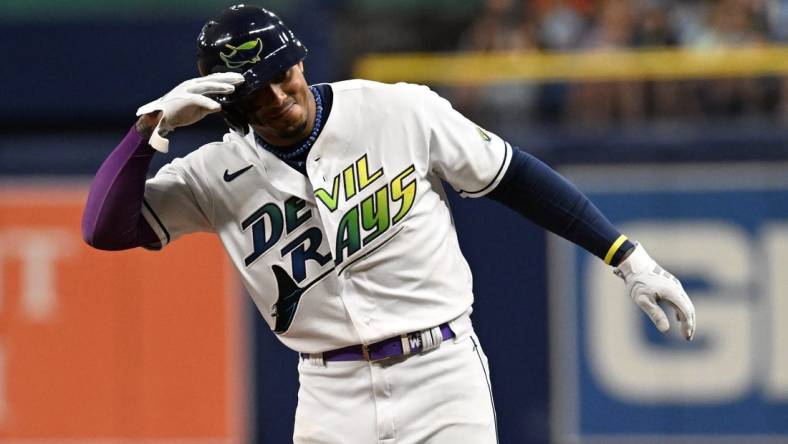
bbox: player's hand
[136,72,245,152]
[614,244,696,341]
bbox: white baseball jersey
[142,80,512,353]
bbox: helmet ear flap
[221,104,249,135]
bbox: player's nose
[261,83,288,106]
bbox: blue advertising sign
[550,163,788,444]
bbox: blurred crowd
[453,0,788,128]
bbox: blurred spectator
[451,0,787,128]
[689,0,772,118]
[770,0,788,120]
[636,1,678,46]
[768,0,788,41]
[566,0,646,126]
[536,0,588,49]
[691,0,767,47]
[635,1,701,122]
[454,0,541,128]
[670,1,712,45]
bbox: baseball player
[82,5,696,444]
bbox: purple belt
[302,323,454,363]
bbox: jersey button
[363,317,371,325]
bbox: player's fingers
[633,289,670,333]
[186,81,238,96]
[196,72,245,85]
[662,296,696,341]
[660,288,696,341]
[190,95,222,113]
[682,313,695,341]
[661,287,693,319]
[679,295,696,341]
[136,102,161,116]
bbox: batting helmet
[196,4,308,133]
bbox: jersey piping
[142,197,170,245]
[458,141,513,198]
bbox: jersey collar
[230,129,317,203]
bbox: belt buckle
[362,330,424,363]
[362,342,392,363]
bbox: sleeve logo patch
[220,38,263,69]
[476,126,492,142]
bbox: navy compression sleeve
[486,146,634,266]
[82,124,160,250]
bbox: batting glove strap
[614,244,697,341]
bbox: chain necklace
[255,85,323,160]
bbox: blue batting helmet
[197,4,307,113]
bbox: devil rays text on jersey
[242,195,333,333]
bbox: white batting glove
[614,244,696,341]
[136,72,245,153]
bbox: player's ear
[297,61,304,73]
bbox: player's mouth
[265,101,296,121]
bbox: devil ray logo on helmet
[197,5,308,134]
[219,38,263,69]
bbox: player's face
[241,62,314,147]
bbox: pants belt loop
[421,325,443,352]
[400,334,412,355]
[306,353,325,366]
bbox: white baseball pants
[292,318,498,444]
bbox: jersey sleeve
[421,87,512,198]
[142,157,214,249]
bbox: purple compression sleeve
[82,124,161,250]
